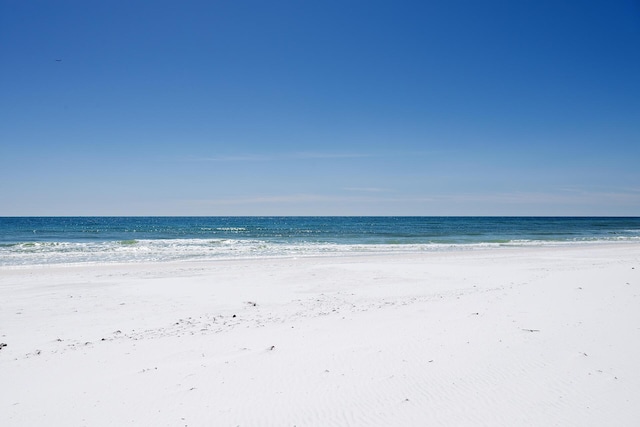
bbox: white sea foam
[1,236,638,268]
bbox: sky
[1,0,639,216]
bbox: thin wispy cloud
[343,187,391,193]
[431,190,640,206]
[191,193,435,207]
[198,189,640,206]
[192,194,354,206]
[184,151,374,163]
[290,152,373,160]
[186,154,271,162]
[558,185,640,195]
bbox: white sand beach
[1,243,639,426]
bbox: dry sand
[1,243,639,426]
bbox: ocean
[1,217,639,267]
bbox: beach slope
[1,244,639,426]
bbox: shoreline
[2,239,638,271]
[2,243,639,426]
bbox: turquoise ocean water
[1,217,639,267]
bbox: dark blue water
[1,217,638,266]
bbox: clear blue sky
[1,0,639,216]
